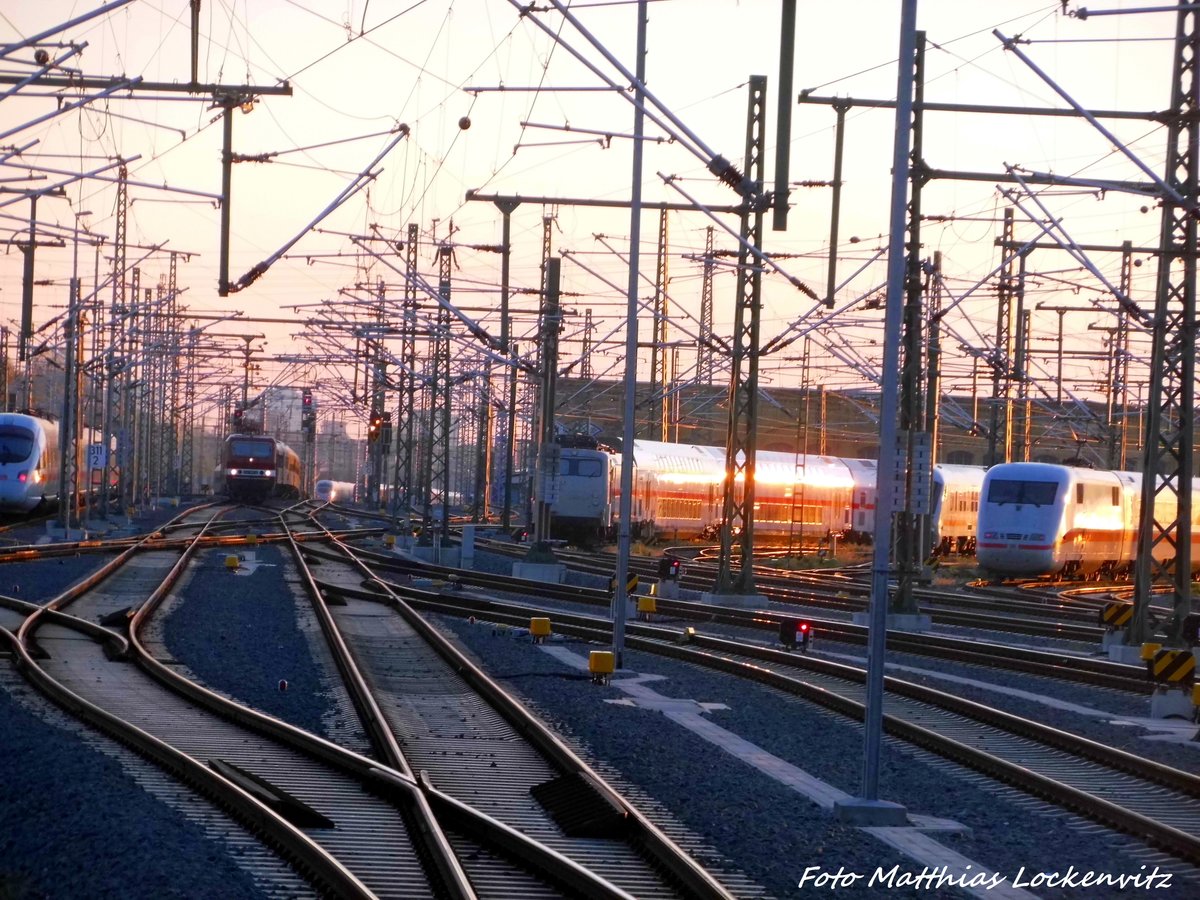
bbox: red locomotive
[219,433,303,502]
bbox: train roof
[983,461,1123,482]
[0,412,56,427]
[934,463,987,487]
[629,440,859,487]
[632,440,726,478]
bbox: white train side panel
[548,439,982,551]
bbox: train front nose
[976,530,1058,576]
[0,470,34,511]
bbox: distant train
[0,412,115,513]
[219,434,303,502]
[314,479,356,503]
[0,413,62,512]
[977,461,1200,578]
[546,438,984,552]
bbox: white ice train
[315,479,357,503]
[976,461,1200,578]
[0,413,61,512]
[547,438,984,552]
[0,413,118,514]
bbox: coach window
[1076,484,1084,504]
[1112,487,1119,505]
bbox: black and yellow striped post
[1100,601,1133,630]
[1148,648,1196,685]
[609,573,639,597]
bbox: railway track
[291,506,758,899]
[533,543,1108,640]
[4,499,753,898]
[340,541,1148,693]
[335,577,1200,871]
[7,504,426,897]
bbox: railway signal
[367,411,383,443]
[779,617,813,651]
[657,557,682,580]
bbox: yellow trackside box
[1141,642,1162,662]
[530,618,552,643]
[589,650,615,684]
[637,596,657,615]
[384,533,396,548]
[225,554,240,570]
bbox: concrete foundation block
[657,581,681,600]
[512,562,566,584]
[700,591,769,609]
[1150,686,1195,720]
[1101,628,1128,650]
[1107,642,1145,665]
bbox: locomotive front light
[263,469,275,477]
[17,471,27,483]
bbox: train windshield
[229,438,273,459]
[986,479,1058,506]
[560,457,605,477]
[0,425,35,463]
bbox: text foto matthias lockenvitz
[799,864,1174,891]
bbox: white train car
[315,479,357,503]
[976,461,1200,578]
[544,445,616,539]
[930,463,986,556]
[549,438,984,552]
[0,413,60,512]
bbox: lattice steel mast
[1132,2,1200,647]
[716,75,768,596]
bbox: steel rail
[318,535,738,900]
[373,585,1200,867]
[330,542,1138,691]
[280,508,648,899]
[5,508,377,899]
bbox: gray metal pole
[496,200,520,530]
[613,0,648,667]
[772,0,796,232]
[861,0,918,806]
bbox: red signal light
[779,617,812,651]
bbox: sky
[0,1,1183,438]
